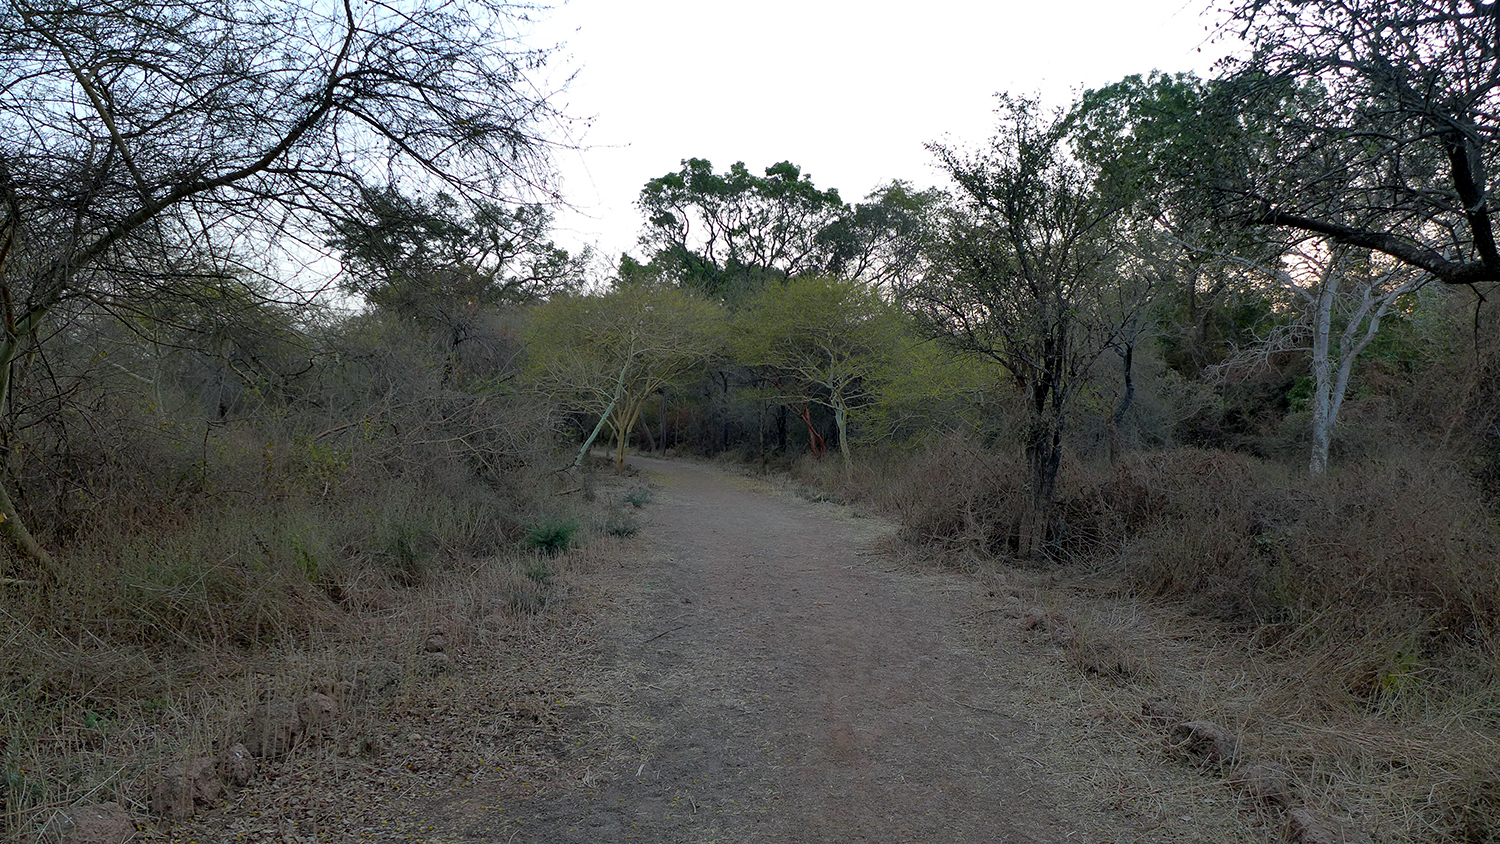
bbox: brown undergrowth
[0,450,642,843]
[790,438,1500,843]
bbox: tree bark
[1020,387,1064,559]
[833,398,851,474]
[1108,341,1135,465]
[1309,263,1337,475]
[571,355,630,470]
[0,337,55,577]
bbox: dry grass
[820,437,1500,844]
[1,502,636,843]
[0,311,605,840]
[942,562,1500,843]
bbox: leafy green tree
[330,188,586,319]
[635,158,848,299]
[815,181,946,287]
[1072,70,1449,470]
[734,276,904,470]
[524,285,724,471]
[1070,71,1285,380]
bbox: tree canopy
[524,284,724,471]
[328,187,586,325]
[1219,0,1500,286]
[734,275,905,469]
[0,0,568,566]
[632,159,939,300]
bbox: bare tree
[1211,240,1429,473]
[0,0,568,571]
[905,97,1146,557]
[1220,0,1500,286]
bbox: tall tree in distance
[635,158,847,299]
[330,188,585,320]
[816,181,945,288]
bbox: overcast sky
[532,0,1242,268]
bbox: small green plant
[524,518,579,555]
[604,517,640,538]
[623,487,652,508]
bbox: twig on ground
[642,624,689,644]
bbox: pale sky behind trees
[533,0,1242,267]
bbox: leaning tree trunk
[1108,341,1135,466]
[571,355,631,470]
[0,333,56,579]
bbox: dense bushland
[0,302,584,832]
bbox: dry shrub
[0,309,579,837]
[870,437,1500,714]
[877,434,1030,557]
[1087,448,1298,621]
[1112,451,1500,637]
[1063,613,1154,682]
[1291,458,1500,639]
[783,448,911,512]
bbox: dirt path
[488,458,1071,843]
[170,456,1270,844]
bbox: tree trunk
[638,403,656,454]
[0,474,52,579]
[613,397,646,472]
[833,397,851,474]
[1108,341,1135,465]
[1309,261,1338,475]
[775,403,788,453]
[795,404,826,458]
[0,336,55,578]
[717,370,731,454]
[1018,367,1065,559]
[571,356,629,470]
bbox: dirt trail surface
[167,456,1270,844]
[488,457,1070,843]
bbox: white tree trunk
[1306,248,1425,475]
[833,398,851,473]
[1309,261,1337,474]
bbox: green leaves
[523,284,725,469]
[327,185,585,324]
[634,158,849,299]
